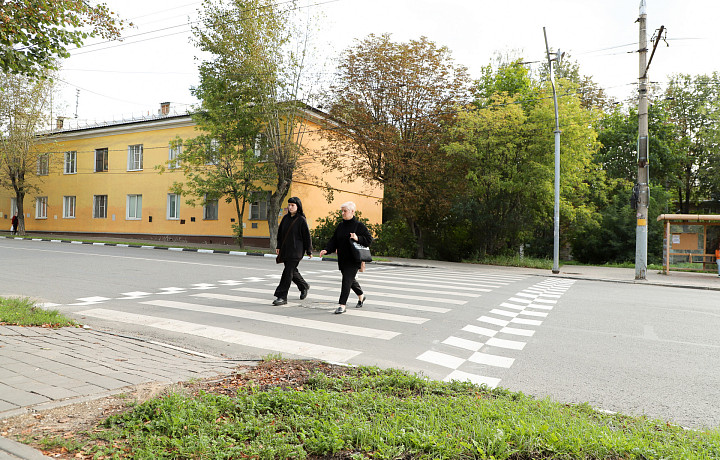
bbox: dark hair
[287,196,305,217]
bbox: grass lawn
[0,296,77,327]
[28,360,720,459]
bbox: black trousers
[339,263,363,305]
[273,259,309,300]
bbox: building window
[37,154,49,175]
[167,193,180,220]
[250,191,269,220]
[127,194,142,220]
[10,198,17,216]
[93,195,107,218]
[63,196,76,218]
[95,148,108,172]
[64,151,77,174]
[169,142,181,169]
[127,144,143,171]
[204,198,218,220]
[36,197,47,219]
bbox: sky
[54,0,720,128]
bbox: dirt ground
[0,360,352,459]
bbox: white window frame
[95,148,108,172]
[64,151,77,174]
[250,191,269,220]
[35,197,47,219]
[204,198,218,220]
[10,198,17,216]
[169,142,182,169]
[127,144,143,171]
[63,196,76,218]
[167,193,180,220]
[93,195,107,218]
[37,153,49,175]
[126,194,142,220]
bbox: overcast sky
[55,0,720,126]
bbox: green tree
[320,34,471,258]
[193,0,315,249]
[662,73,720,212]
[0,0,127,77]
[0,70,55,234]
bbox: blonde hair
[340,201,356,212]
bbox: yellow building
[0,105,382,247]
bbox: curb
[0,436,52,459]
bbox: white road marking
[157,287,186,295]
[468,352,515,368]
[499,326,535,337]
[442,336,483,351]
[76,308,361,362]
[146,297,399,339]
[486,337,526,350]
[489,309,518,318]
[322,275,490,293]
[462,325,498,337]
[69,296,111,306]
[443,370,501,388]
[417,351,466,369]
[477,316,510,327]
[116,291,153,300]
[299,278,477,300]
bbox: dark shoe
[355,295,366,308]
[272,297,287,306]
[334,305,346,314]
[300,287,309,300]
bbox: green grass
[467,255,554,270]
[48,365,720,459]
[0,296,77,327]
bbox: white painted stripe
[51,239,62,242]
[486,337,526,350]
[538,293,561,298]
[462,324,498,337]
[477,316,510,327]
[499,327,535,337]
[302,279,476,300]
[323,275,489,292]
[147,297,399,339]
[525,303,553,310]
[417,351,465,369]
[520,310,547,318]
[31,238,42,241]
[372,270,513,284]
[489,309,518,318]
[468,352,515,368]
[515,293,538,299]
[71,241,83,244]
[511,317,542,326]
[533,298,557,304]
[198,249,214,254]
[499,302,526,311]
[37,302,62,309]
[77,308,360,362]
[169,247,184,252]
[117,244,129,247]
[508,297,532,304]
[229,251,247,256]
[444,370,501,389]
[442,336,483,351]
[92,242,106,246]
[263,253,276,258]
[232,287,450,314]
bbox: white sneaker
[334,305,346,314]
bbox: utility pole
[635,0,649,280]
[544,27,561,274]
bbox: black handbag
[350,222,372,262]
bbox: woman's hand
[275,248,280,255]
[349,232,359,242]
[319,249,327,257]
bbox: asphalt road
[2,238,719,429]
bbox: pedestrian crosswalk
[416,278,576,389]
[39,264,576,388]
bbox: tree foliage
[0,0,128,77]
[0,70,55,234]
[321,34,471,257]
[192,0,315,249]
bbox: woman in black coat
[272,197,312,305]
[318,201,372,314]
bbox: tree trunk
[407,217,424,259]
[15,191,25,235]
[233,195,245,248]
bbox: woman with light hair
[319,201,372,314]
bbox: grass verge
[0,296,77,327]
[32,360,720,459]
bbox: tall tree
[193,0,314,249]
[0,0,128,77]
[0,71,55,234]
[662,73,720,212]
[321,34,471,258]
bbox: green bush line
[50,366,719,459]
[0,297,77,328]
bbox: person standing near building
[11,214,18,235]
[318,201,372,314]
[715,242,720,277]
[272,197,312,306]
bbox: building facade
[0,106,383,247]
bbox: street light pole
[544,27,561,274]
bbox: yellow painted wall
[0,113,383,240]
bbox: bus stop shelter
[656,214,720,275]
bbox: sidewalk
[1,234,718,458]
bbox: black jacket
[277,213,312,261]
[323,217,372,267]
